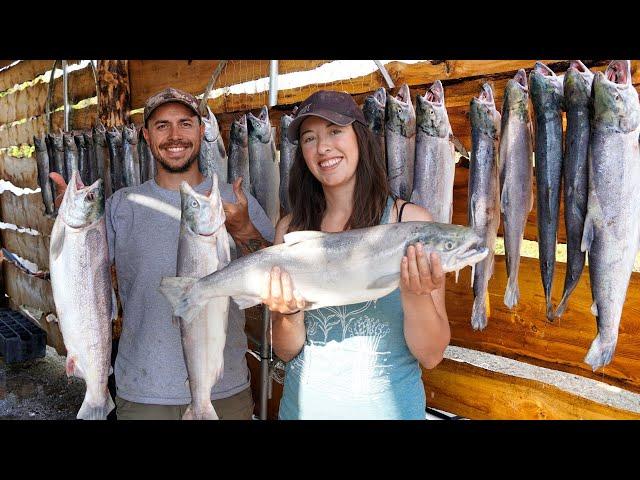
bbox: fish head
[83,130,93,145]
[470,83,500,138]
[49,131,64,151]
[203,107,221,142]
[106,127,122,144]
[123,124,138,144]
[529,62,563,109]
[93,121,107,145]
[63,133,77,150]
[503,70,530,120]
[59,170,104,228]
[179,176,226,237]
[416,81,449,138]
[593,60,640,133]
[386,84,416,136]
[564,61,594,107]
[414,222,489,272]
[363,91,386,133]
[231,114,248,146]
[247,106,272,142]
[280,114,298,145]
[33,135,46,152]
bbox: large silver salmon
[363,87,387,159]
[468,83,501,330]
[554,61,594,318]
[582,60,640,370]
[160,221,488,325]
[385,83,416,201]
[227,114,250,193]
[279,114,298,215]
[199,106,228,182]
[33,135,56,216]
[529,62,564,320]
[49,171,115,420]
[176,177,231,420]
[122,124,141,187]
[411,80,456,224]
[500,69,534,309]
[247,106,280,226]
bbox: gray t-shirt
[105,176,274,405]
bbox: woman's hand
[260,266,307,314]
[400,243,445,296]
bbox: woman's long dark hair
[287,121,390,232]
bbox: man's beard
[154,146,200,173]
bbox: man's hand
[222,177,252,238]
[50,172,67,208]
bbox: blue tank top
[278,197,426,419]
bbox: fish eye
[190,200,198,208]
[445,241,453,250]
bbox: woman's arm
[397,203,450,369]
[266,215,307,362]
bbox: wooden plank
[98,60,130,127]
[446,255,640,394]
[2,262,65,355]
[0,60,82,92]
[0,229,49,271]
[423,358,640,419]
[0,61,15,70]
[0,104,98,149]
[0,191,55,236]
[0,66,96,125]
[0,154,38,189]
[129,60,331,110]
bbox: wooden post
[96,60,130,339]
[97,60,131,128]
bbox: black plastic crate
[0,309,47,364]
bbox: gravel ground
[2,344,639,420]
[0,346,84,420]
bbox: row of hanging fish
[465,60,640,371]
[33,120,157,216]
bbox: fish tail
[182,403,219,420]
[504,277,519,309]
[159,277,202,325]
[584,334,616,371]
[471,296,488,331]
[77,392,115,420]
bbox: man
[50,87,274,419]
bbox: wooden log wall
[2,59,639,419]
[0,60,98,354]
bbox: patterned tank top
[278,197,426,419]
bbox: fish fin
[66,356,86,380]
[504,277,519,309]
[183,403,218,420]
[581,214,595,253]
[231,295,261,310]
[184,378,190,388]
[584,334,616,371]
[77,392,115,420]
[450,133,469,159]
[367,274,398,290]
[590,301,598,317]
[108,366,113,376]
[471,296,487,331]
[50,222,66,261]
[283,230,329,245]
[158,276,202,325]
[499,187,508,214]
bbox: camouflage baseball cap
[143,87,202,124]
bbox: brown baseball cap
[143,87,202,125]
[287,90,366,142]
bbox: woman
[262,90,450,419]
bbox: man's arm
[222,177,274,256]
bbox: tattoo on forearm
[237,236,272,255]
